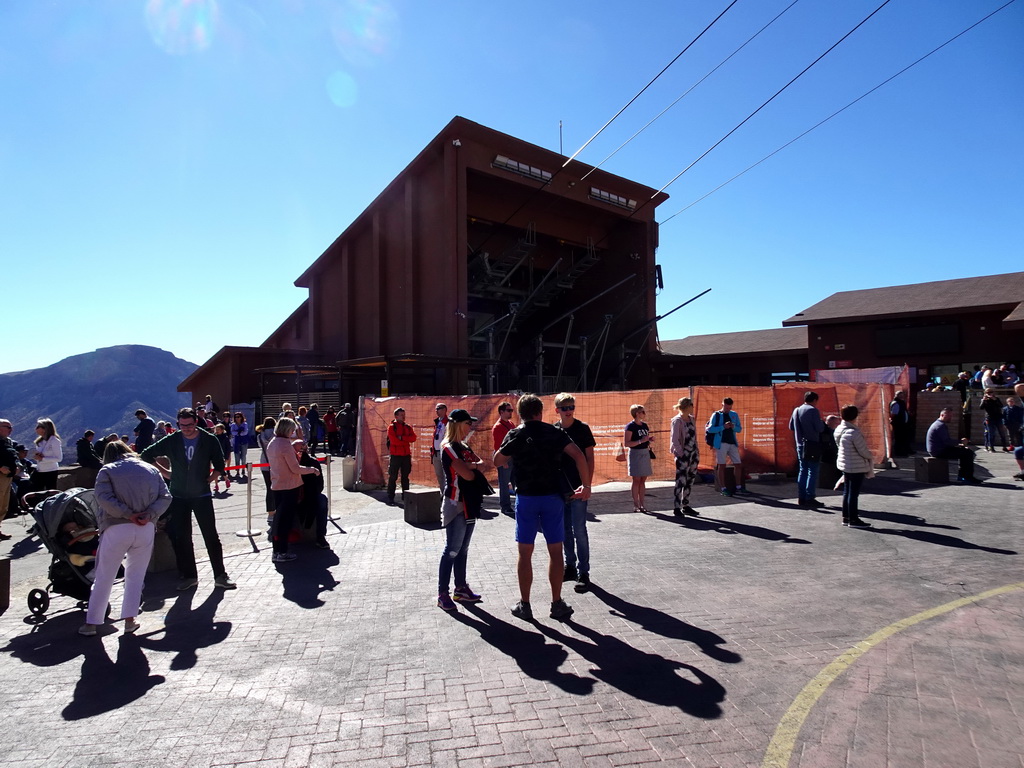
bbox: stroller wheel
[28,589,50,617]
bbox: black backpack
[704,411,720,447]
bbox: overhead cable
[561,0,741,168]
[651,0,894,199]
[581,0,803,181]
[659,0,1019,224]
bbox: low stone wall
[55,465,98,491]
[917,388,1016,446]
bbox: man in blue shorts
[494,394,591,622]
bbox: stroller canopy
[31,488,97,541]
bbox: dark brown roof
[1004,300,1024,331]
[783,272,1024,326]
[658,327,806,358]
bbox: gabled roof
[658,327,807,358]
[783,272,1024,327]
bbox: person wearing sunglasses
[554,393,596,593]
[491,401,517,516]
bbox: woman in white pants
[79,441,171,636]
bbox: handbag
[648,448,656,460]
[615,442,627,463]
[800,439,821,462]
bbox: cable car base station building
[178,117,1023,425]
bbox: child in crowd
[213,424,233,493]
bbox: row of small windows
[491,155,636,210]
[492,155,552,183]
[588,187,637,211]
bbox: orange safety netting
[356,380,905,488]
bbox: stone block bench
[914,456,950,484]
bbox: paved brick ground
[1,452,1021,768]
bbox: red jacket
[387,421,417,457]
[492,418,515,451]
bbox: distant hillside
[0,345,197,458]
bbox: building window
[874,323,959,356]
[589,187,636,210]
[492,155,552,183]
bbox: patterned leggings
[674,451,700,508]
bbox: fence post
[235,462,260,537]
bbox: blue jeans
[796,444,821,501]
[563,498,589,574]
[497,462,515,514]
[842,472,865,519]
[438,514,476,594]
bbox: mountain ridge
[0,344,198,455]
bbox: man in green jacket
[141,407,236,591]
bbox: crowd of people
[2,377,1022,635]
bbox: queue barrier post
[235,462,260,538]
[324,455,340,521]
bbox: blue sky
[2,0,1021,373]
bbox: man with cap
[431,403,449,490]
[386,407,417,505]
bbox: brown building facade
[782,272,1024,384]
[181,117,668,408]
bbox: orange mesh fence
[773,382,896,469]
[357,383,899,487]
[692,386,776,474]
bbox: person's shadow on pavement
[868,526,1017,555]
[588,585,742,664]
[454,604,595,696]
[280,549,341,609]
[858,510,958,530]
[2,612,96,667]
[538,620,726,719]
[0,613,166,721]
[650,511,810,544]
[62,636,165,720]
[137,588,231,670]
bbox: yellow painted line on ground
[762,581,1024,768]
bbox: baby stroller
[24,487,109,618]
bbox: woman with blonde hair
[79,440,170,636]
[436,409,485,611]
[266,417,320,563]
[670,397,700,517]
[33,418,63,491]
[623,404,654,513]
